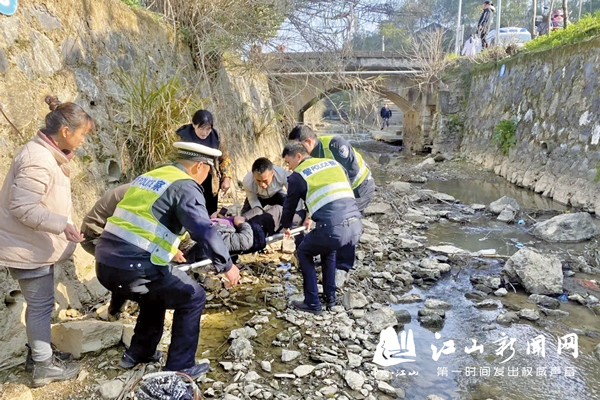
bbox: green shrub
[492,119,517,155]
[115,66,204,178]
[525,12,600,53]
[447,114,465,133]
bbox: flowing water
[342,130,600,400]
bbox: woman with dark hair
[0,96,94,387]
[176,110,233,215]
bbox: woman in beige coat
[0,96,94,387]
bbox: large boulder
[532,213,600,243]
[51,320,123,358]
[488,196,520,214]
[502,248,563,295]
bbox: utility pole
[382,35,385,51]
[532,0,537,38]
[563,0,569,28]
[579,0,583,20]
[455,0,463,54]
[495,0,502,45]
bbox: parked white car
[486,27,532,46]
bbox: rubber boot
[32,356,80,388]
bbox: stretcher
[176,226,306,272]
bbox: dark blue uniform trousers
[297,218,362,306]
[96,262,205,371]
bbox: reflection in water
[425,179,567,212]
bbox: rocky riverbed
[2,152,600,400]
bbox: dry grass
[115,66,204,178]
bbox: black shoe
[25,344,73,374]
[325,296,336,310]
[291,300,322,315]
[118,350,163,369]
[164,363,210,379]
[32,356,80,387]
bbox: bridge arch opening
[298,87,414,130]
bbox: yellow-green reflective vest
[319,135,370,189]
[295,157,355,215]
[104,165,192,266]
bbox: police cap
[174,142,221,166]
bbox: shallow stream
[352,136,600,400]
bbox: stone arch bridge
[267,51,438,151]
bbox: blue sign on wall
[0,0,18,16]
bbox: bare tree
[548,0,555,36]
[403,28,449,92]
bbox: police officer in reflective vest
[95,142,240,378]
[289,125,375,212]
[280,142,362,314]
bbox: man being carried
[241,157,289,214]
[95,142,240,378]
[280,142,362,314]
[289,125,375,213]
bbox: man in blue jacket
[280,142,362,314]
[95,142,239,378]
[380,105,392,129]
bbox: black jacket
[478,7,495,32]
[380,107,391,118]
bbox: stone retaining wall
[461,37,600,213]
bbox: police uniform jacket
[280,157,360,229]
[95,164,232,272]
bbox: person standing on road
[289,125,375,214]
[176,110,233,215]
[95,142,240,378]
[380,105,392,130]
[478,1,496,48]
[280,142,362,314]
[0,96,94,387]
